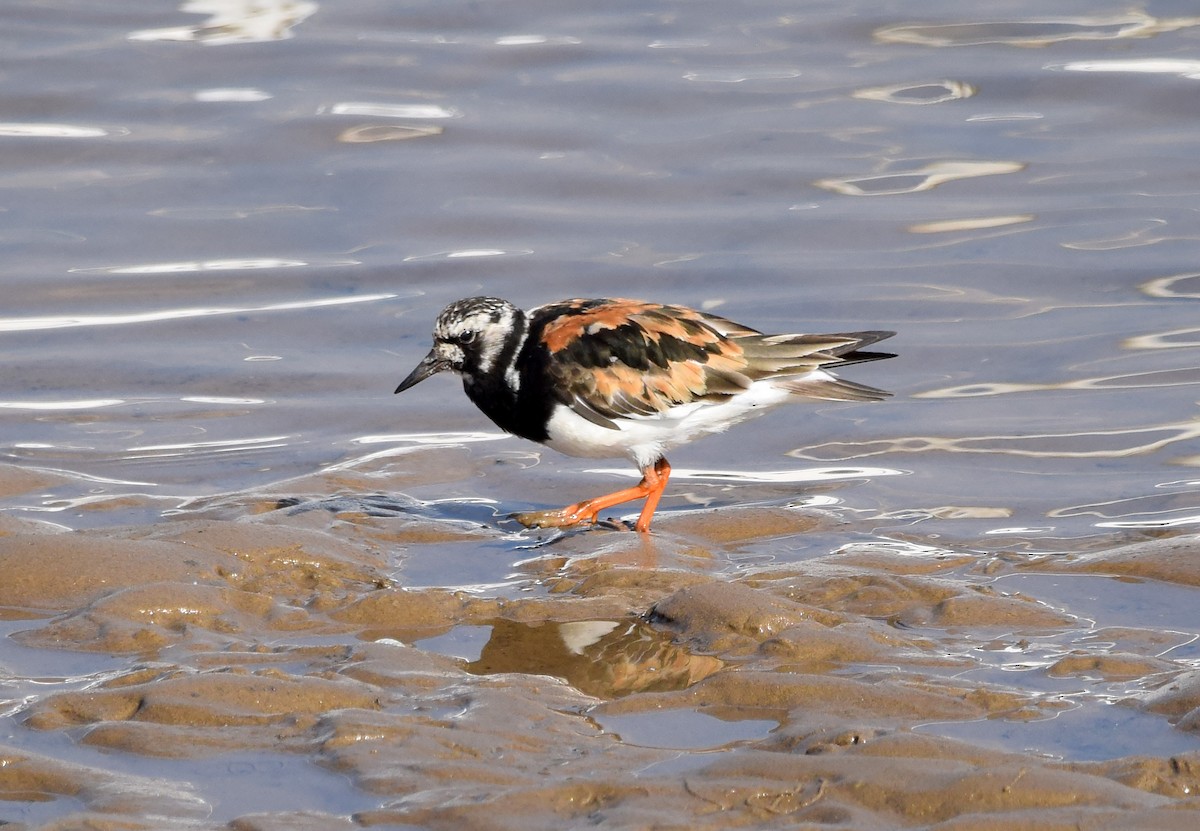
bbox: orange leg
[514,458,671,533]
[633,457,670,532]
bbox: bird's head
[395,296,523,393]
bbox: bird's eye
[457,330,477,345]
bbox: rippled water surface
[2,1,1199,828]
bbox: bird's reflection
[466,617,723,698]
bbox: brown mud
[0,463,1197,829]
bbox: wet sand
[2,462,1197,829]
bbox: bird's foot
[512,461,671,533]
[512,503,600,529]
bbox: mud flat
[0,464,1197,829]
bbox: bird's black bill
[394,349,447,394]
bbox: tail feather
[834,348,896,367]
[735,330,895,401]
[739,330,893,366]
[824,330,895,355]
[781,375,891,402]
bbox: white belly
[543,381,794,469]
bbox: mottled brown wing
[533,299,754,428]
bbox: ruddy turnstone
[395,297,894,532]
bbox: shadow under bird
[395,296,895,532]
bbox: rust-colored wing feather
[533,300,750,425]
[531,299,893,428]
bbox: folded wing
[533,298,894,429]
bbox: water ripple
[0,292,397,334]
[339,125,443,143]
[1052,489,1200,528]
[586,466,903,484]
[70,257,354,275]
[682,69,803,83]
[494,35,582,46]
[875,13,1200,48]
[852,80,975,105]
[1123,327,1200,350]
[1060,220,1189,252]
[835,539,961,558]
[0,399,126,411]
[919,367,1200,398]
[815,161,1024,197]
[402,249,533,261]
[1051,59,1200,80]
[1141,272,1200,299]
[327,103,460,119]
[796,421,1200,461]
[325,432,509,472]
[908,215,1034,234]
[126,436,292,461]
[0,123,110,138]
[193,88,273,102]
[128,0,318,45]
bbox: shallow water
[2,1,1200,828]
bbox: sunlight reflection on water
[875,13,1200,47]
[0,292,393,333]
[128,0,318,45]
